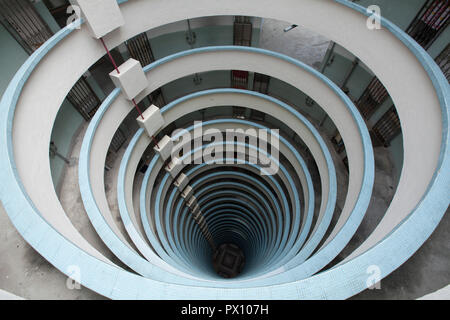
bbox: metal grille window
[231,70,249,89]
[305,96,315,107]
[406,0,449,49]
[125,32,155,67]
[250,73,270,121]
[342,156,349,172]
[332,133,345,154]
[234,16,252,46]
[249,110,266,122]
[253,73,270,94]
[42,0,70,28]
[435,43,450,82]
[232,107,246,119]
[149,88,166,108]
[105,151,115,171]
[110,128,127,152]
[372,106,401,146]
[0,0,101,121]
[67,77,101,121]
[356,77,389,120]
[0,0,54,53]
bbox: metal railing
[110,128,127,153]
[66,77,101,121]
[231,70,249,89]
[356,77,389,120]
[149,88,166,108]
[372,105,401,146]
[253,73,270,94]
[234,16,252,46]
[406,0,449,49]
[435,43,450,83]
[0,0,53,53]
[125,32,155,67]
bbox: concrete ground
[0,201,103,300]
[0,122,107,299]
[353,206,450,300]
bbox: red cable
[100,39,163,157]
[100,40,145,122]
[150,135,160,149]
[132,98,145,120]
[100,38,120,74]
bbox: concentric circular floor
[0,0,448,299]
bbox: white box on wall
[165,157,183,178]
[186,196,197,209]
[136,105,164,137]
[197,216,206,229]
[70,0,124,39]
[191,205,200,217]
[174,173,189,191]
[154,135,173,161]
[193,211,202,221]
[110,59,148,100]
[181,185,194,200]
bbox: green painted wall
[150,25,234,59]
[355,0,427,30]
[50,100,84,193]
[369,96,393,126]
[162,70,231,102]
[428,26,450,59]
[0,24,29,99]
[267,78,337,136]
[343,63,374,99]
[32,1,61,33]
[389,133,404,184]
[323,53,354,85]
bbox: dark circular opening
[212,243,245,279]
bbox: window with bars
[253,73,270,94]
[110,128,127,153]
[105,150,115,170]
[249,110,266,122]
[406,0,449,49]
[66,77,101,121]
[356,77,389,120]
[305,96,315,107]
[232,107,246,119]
[250,74,269,121]
[435,43,450,82]
[149,88,166,108]
[234,16,252,46]
[0,0,101,121]
[231,70,249,89]
[125,32,155,67]
[372,106,401,147]
[0,0,54,53]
